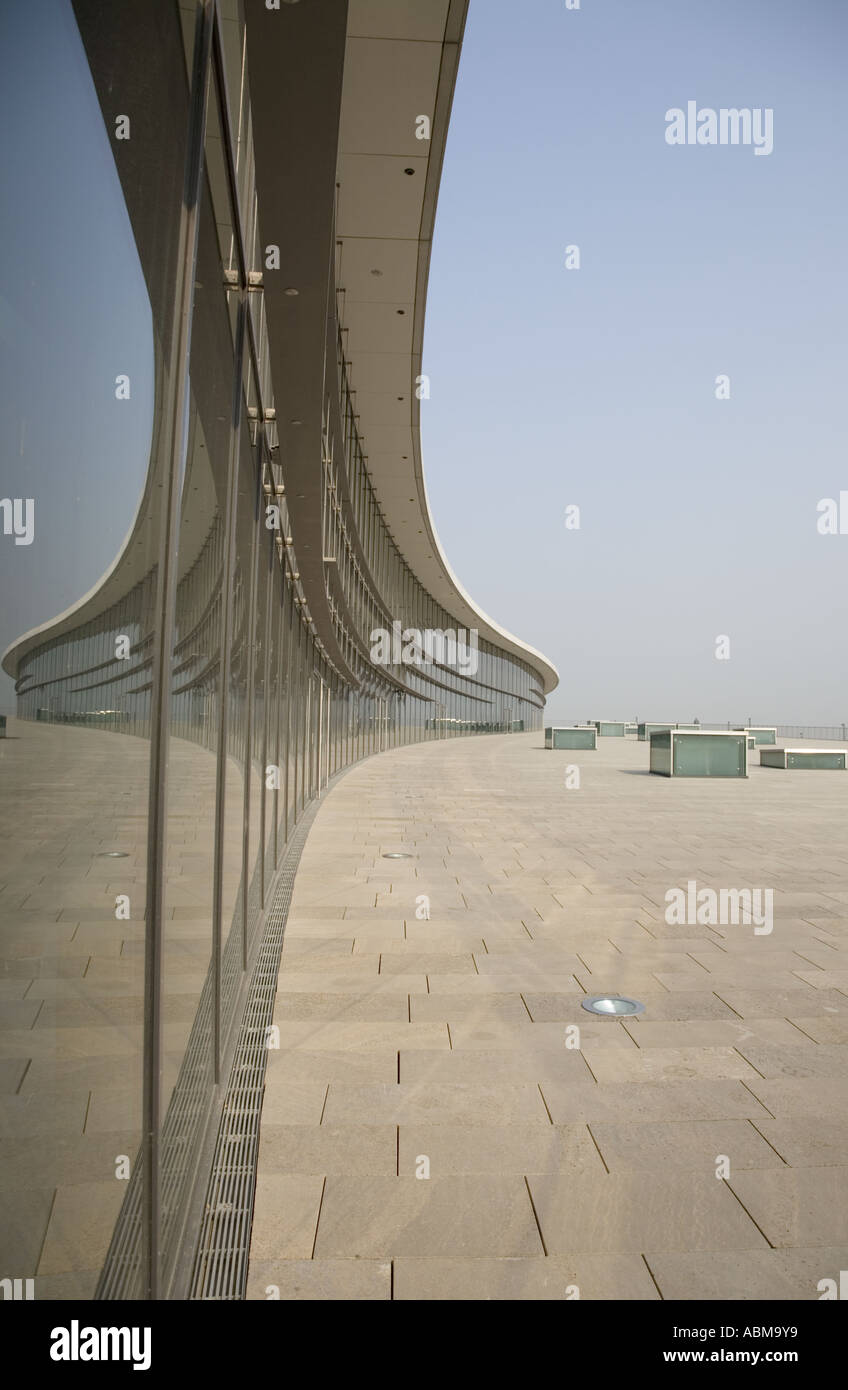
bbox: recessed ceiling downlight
[581,995,645,1017]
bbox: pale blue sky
[423,0,848,724]
[0,0,153,709]
[1,0,846,724]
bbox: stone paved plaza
[2,720,848,1299]
[247,729,848,1300]
[0,716,244,1295]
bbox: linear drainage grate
[188,801,320,1300]
[95,783,329,1300]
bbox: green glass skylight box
[545,726,597,750]
[650,729,748,778]
[760,747,846,770]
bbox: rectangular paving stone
[272,995,411,1022]
[424,974,581,995]
[322,1082,550,1126]
[245,1259,390,1300]
[274,971,426,993]
[247,1081,328,1126]
[589,1119,783,1172]
[313,1177,543,1258]
[31,1271,101,1299]
[0,958,89,978]
[0,1133,136,1189]
[540,1080,771,1124]
[246,1174,326,1261]
[0,1058,29,1093]
[264,1050,399,1083]
[398,1050,594,1084]
[646,1247,848,1301]
[270,1023,449,1051]
[0,1094,89,1138]
[581,1046,760,1085]
[37,1181,126,1275]
[0,1189,54,1272]
[397,1123,604,1176]
[471,953,586,975]
[655,970,818,993]
[622,1019,814,1049]
[257,1125,396,1175]
[528,1172,768,1254]
[379,953,478,975]
[733,1042,848,1080]
[279,940,356,962]
[728,1168,848,1247]
[743,1077,848,1119]
[0,1001,43,1028]
[409,994,531,1023]
[789,1016,848,1043]
[447,1022,635,1051]
[750,1117,848,1167]
[713,988,848,1018]
[392,1253,659,1300]
[0,1026,142,1059]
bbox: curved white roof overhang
[336,0,559,695]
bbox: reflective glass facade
[0,0,552,1299]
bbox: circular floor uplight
[581,994,645,1017]
[97,851,129,858]
[382,852,412,860]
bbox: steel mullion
[211,293,248,1084]
[211,3,268,423]
[142,0,215,1301]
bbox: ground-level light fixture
[382,852,412,860]
[581,994,645,1017]
[97,851,129,858]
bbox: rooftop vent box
[639,722,701,740]
[760,747,846,770]
[734,727,777,745]
[650,729,748,778]
[638,722,673,740]
[545,726,597,750]
[593,721,625,737]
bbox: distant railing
[696,723,848,742]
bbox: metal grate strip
[188,796,323,1299]
[96,781,331,1300]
